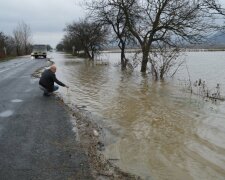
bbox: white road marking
[0,60,31,74]
[25,88,32,92]
[11,99,23,103]
[0,110,13,118]
[0,68,11,73]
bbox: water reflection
[53,52,225,180]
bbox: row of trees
[56,20,108,60]
[0,21,32,58]
[57,0,225,79]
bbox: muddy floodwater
[51,51,225,180]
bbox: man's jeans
[53,85,59,92]
[39,85,59,95]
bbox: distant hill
[207,31,225,45]
[185,31,225,49]
[105,31,225,49]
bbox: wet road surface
[0,57,93,179]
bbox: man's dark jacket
[39,69,65,92]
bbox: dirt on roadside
[56,95,141,180]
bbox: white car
[31,44,47,59]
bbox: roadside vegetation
[0,21,32,60]
[57,0,225,80]
[64,19,108,60]
[0,21,52,61]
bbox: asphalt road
[0,57,93,180]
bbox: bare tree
[149,44,184,80]
[106,0,221,74]
[86,0,136,70]
[0,32,6,47]
[0,32,8,57]
[13,28,23,56]
[56,42,64,51]
[21,22,32,54]
[65,19,108,60]
[203,0,225,15]
[61,34,82,53]
[1,33,15,57]
[13,21,32,55]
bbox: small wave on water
[52,51,225,180]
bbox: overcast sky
[0,0,85,48]
[1,0,225,48]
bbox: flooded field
[52,51,225,180]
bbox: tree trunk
[84,47,92,60]
[91,50,94,60]
[160,68,164,80]
[120,42,126,70]
[141,47,149,73]
[16,46,20,56]
[25,44,28,55]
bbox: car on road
[31,44,47,59]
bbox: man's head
[50,65,57,73]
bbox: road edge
[31,60,142,180]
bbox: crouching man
[39,65,69,96]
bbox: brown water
[52,51,225,180]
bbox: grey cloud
[0,0,85,47]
